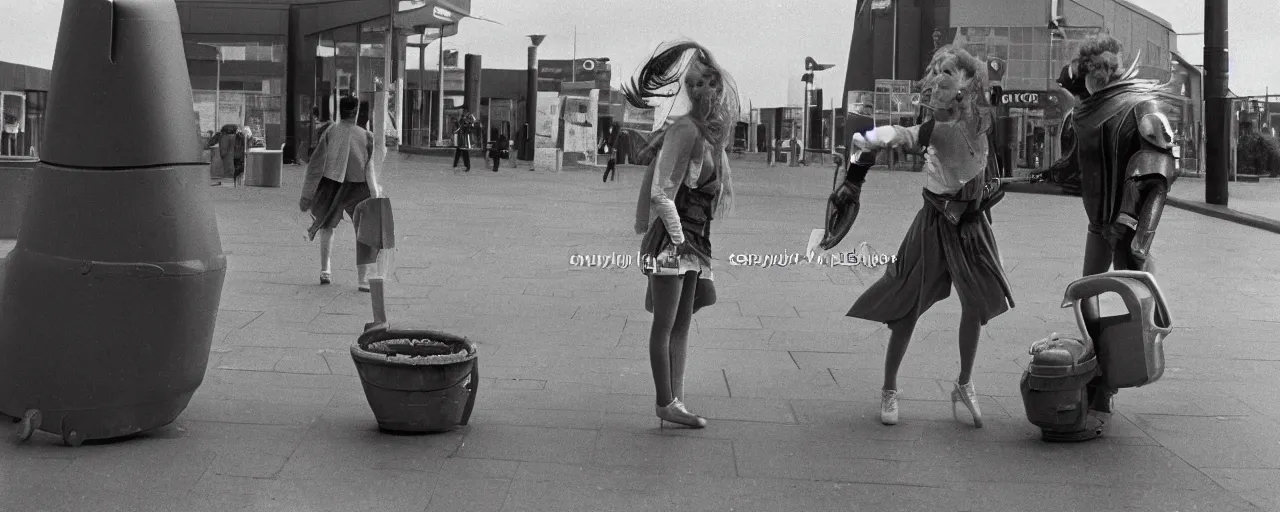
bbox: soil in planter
[365,338,469,359]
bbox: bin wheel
[15,409,41,442]
[63,430,83,447]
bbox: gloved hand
[819,181,862,250]
[299,196,313,212]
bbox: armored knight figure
[1059,35,1176,440]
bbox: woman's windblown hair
[623,40,740,150]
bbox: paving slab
[2,154,1278,511]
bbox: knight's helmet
[1020,271,1173,442]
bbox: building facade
[0,61,50,158]
[844,0,1199,173]
[177,0,472,163]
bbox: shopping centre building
[177,0,478,163]
[0,61,49,158]
[842,0,1203,173]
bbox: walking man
[452,111,476,172]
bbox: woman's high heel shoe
[656,398,707,429]
[951,381,983,428]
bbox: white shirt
[854,121,988,195]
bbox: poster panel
[535,91,562,149]
[622,102,657,132]
[561,90,599,165]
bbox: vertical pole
[802,82,809,163]
[436,27,446,147]
[384,14,393,138]
[1259,88,1269,135]
[1205,0,1229,205]
[214,48,221,133]
[422,38,427,145]
[831,96,836,157]
[891,1,898,80]
[521,43,539,161]
[1046,28,1054,169]
[572,26,577,83]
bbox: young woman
[627,40,738,429]
[845,45,1013,428]
[299,96,381,291]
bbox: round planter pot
[350,328,478,434]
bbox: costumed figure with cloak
[818,45,1013,428]
[1045,34,1177,441]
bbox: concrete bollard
[0,0,226,446]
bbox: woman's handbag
[353,197,396,251]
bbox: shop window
[183,35,285,148]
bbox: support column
[435,26,447,147]
[1204,0,1229,205]
[520,38,543,161]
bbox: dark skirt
[307,178,371,241]
[847,194,1015,326]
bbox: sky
[1,0,1277,105]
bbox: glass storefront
[1,91,27,156]
[294,15,397,161]
[0,90,48,158]
[182,35,286,149]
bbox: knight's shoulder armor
[1132,99,1175,150]
[1125,97,1176,181]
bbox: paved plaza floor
[2,154,1279,511]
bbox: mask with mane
[918,46,992,131]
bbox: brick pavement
[1,154,1278,511]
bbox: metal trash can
[244,148,282,187]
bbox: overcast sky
[1,0,1276,105]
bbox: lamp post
[434,25,450,147]
[802,57,834,165]
[1205,1,1229,205]
[521,35,545,161]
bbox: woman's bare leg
[956,305,982,385]
[668,272,699,400]
[319,228,334,274]
[882,312,919,391]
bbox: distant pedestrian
[208,124,242,182]
[601,121,619,182]
[489,133,509,172]
[2,114,19,156]
[453,111,476,171]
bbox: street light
[521,35,546,161]
[802,56,834,164]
